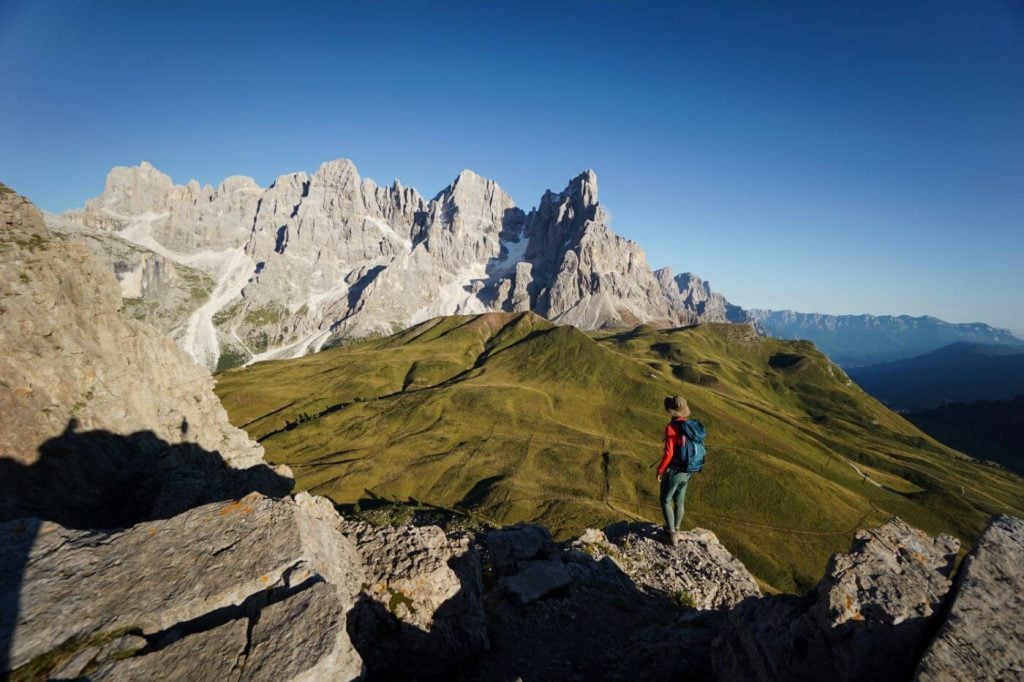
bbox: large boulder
[715,517,960,681]
[1,492,363,680]
[503,559,573,605]
[916,515,1024,680]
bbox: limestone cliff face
[53,159,726,370]
[0,184,263,472]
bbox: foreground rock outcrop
[3,496,1021,680]
[1,493,363,679]
[0,184,312,678]
[714,518,960,681]
[570,523,761,610]
[916,515,1024,680]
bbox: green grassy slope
[216,312,1024,592]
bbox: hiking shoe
[670,531,679,547]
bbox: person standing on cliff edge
[656,395,707,546]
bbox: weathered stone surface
[503,559,572,605]
[342,520,487,678]
[244,581,359,681]
[1,493,363,679]
[0,184,272,481]
[813,517,958,630]
[575,524,761,610]
[91,618,249,681]
[916,515,1024,681]
[714,517,960,681]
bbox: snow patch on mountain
[179,247,256,369]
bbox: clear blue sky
[2,1,1022,332]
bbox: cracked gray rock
[486,524,556,575]
[2,492,363,679]
[713,517,960,681]
[503,559,572,605]
[916,515,1024,681]
[570,524,761,610]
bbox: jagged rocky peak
[567,167,599,207]
[216,174,260,195]
[420,169,523,272]
[659,271,746,324]
[312,157,360,193]
[85,160,175,216]
[431,168,521,235]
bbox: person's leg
[660,473,676,531]
[671,472,692,531]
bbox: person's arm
[656,423,675,478]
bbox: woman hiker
[656,395,694,547]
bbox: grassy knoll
[216,312,1024,593]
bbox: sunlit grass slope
[216,312,1024,592]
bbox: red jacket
[657,418,688,477]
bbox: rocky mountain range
[48,159,1022,372]
[3,182,1023,678]
[48,160,723,371]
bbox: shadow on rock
[347,587,481,682]
[0,419,292,674]
[0,418,292,529]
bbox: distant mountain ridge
[47,158,1019,370]
[847,342,1024,411]
[747,309,1023,367]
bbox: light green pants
[660,469,692,531]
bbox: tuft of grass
[13,234,49,252]
[216,312,1024,593]
[244,305,287,327]
[215,346,249,372]
[9,627,138,681]
[387,587,416,615]
[673,590,697,609]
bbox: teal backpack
[673,419,708,473]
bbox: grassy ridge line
[216,312,1024,593]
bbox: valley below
[216,312,1024,594]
